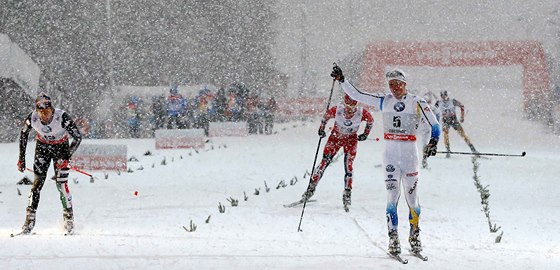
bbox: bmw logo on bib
[41,126,52,133]
[394,102,405,112]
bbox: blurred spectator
[101,118,117,139]
[87,118,99,139]
[264,96,276,135]
[151,94,166,130]
[244,95,258,134]
[226,89,242,121]
[126,96,142,138]
[184,97,196,128]
[246,92,260,134]
[74,117,90,138]
[195,88,212,135]
[213,87,227,121]
[166,86,187,129]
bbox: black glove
[17,159,25,172]
[331,65,345,82]
[318,129,326,138]
[424,138,438,157]
[357,133,368,141]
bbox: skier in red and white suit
[301,94,373,212]
[331,66,440,256]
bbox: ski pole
[437,151,526,157]
[70,166,97,183]
[26,166,97,182]
[298,69,337,232]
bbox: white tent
[0,33,40,96]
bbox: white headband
[386,69,406,83]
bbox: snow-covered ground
[1,82,560,269]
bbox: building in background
[0,34,40,142]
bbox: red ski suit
[312,104,374,190]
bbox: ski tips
[521,151,526,157]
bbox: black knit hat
[35,92,52,109]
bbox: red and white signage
[359,40,552,114]
[72,144,127,171]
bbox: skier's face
[388,80,407,99]
[344,103,357,115]
[37,108,54,123]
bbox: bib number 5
[393,116,401,128]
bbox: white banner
[155,128,205,149]
[209,122,248,137]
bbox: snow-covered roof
[0,34,40,96]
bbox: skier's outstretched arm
[340,81,383,108]
[330,65,382,107]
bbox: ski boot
[409,228,422,253]
[63,208,74,234]
[342,189,351,212]
[22,207,36,234]
[389,230,401,256]
[388,229,401,255]
[301,181,317,201]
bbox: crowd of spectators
[81,84,277,139]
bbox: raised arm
[331,65,383,107]
[340,81,383,108]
